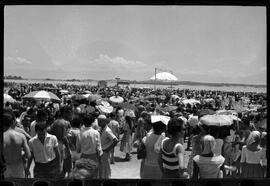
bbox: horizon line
[4,76,267,87]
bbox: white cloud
[179,68,248,78]
[4,56,32,64]
[91,54,147,69]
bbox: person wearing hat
[26,122,61,178]
[98,114,119,179]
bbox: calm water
[4,79,267,93]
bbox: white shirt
[76,127,102,155]
[29,133,58,163]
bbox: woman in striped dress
[158,117,186,178]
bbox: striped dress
[160,138,182,178]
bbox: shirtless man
[3,109,31,178]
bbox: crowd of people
[2,81,267,179]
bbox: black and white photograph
[2,5,267,183]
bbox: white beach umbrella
[4,93,16,103]
[150,72,178,81]
[200,114,235,127]
[182,98,201,105]
[216,110,237,116]
[59,89,69,94]
[22,90,61,103]
[109,96,124,103]
[171,94,180,100]
[96,101,113,114]
[151,115,171,126]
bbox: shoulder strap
[173,143,182,156]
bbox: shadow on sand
[114,156,128,162]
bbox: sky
[4,6,266,84]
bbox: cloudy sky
[4,6,266,84]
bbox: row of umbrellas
[4,89,266,129]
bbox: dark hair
[3,109,15,128]
[83,113,95,127]
[60,105,72,116]
[208,126,219,138]
[109,112,116,119]
[71,117,82,128]
[36,109,48,121]
[125,115,132,130]
[26,108,35,115]
[167,117,184,136]
[241,117,250,127]
[152,121,166,135]
[192,125,201,135]
[35,122,47,132]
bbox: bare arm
[76,134,81,153]
[158,150,163,173]
[176,144,185,170]
[22,135,31,159]
[26,152,33,171]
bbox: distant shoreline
[4,78,266,88]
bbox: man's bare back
[4,128,30,178]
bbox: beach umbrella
[199,114,234,127]
[216,110,237,116]
[145,94,157,99]
[171,94,180,100]
[159,105,178,113]
[204,98,215,103]
[150,72,178,81]
[151,115,170,125]
[119,102,137,111]
[198,109,216,118]
[88,94,102,102]
[71,94,87,101]
[84,90,92,94]
[4,93,16,103]
[182,99,201,105]
[82,94,92,98]
[59,89,69,95]
[109,96,124,103]
[22,90,61,103]
[96,101,113,114]
[97,105,113,114]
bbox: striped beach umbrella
[22,90,61,103]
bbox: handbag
[137,142,146,159]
